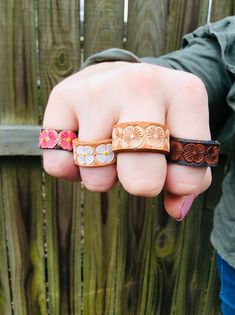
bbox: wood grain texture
[166,0,201,52]
[127,0,170,56]
[37,1,81,314]
[84,0,125,58]
[1,160,29,315]
[17,158,48,315]
[0,1,38,125]
[70,183,82,315]
[0,166,13,315]
[0,1,47,314]
[37,0,81,109]
[210,0,235,22]
[0,125,41,156]
[82,187,120,315]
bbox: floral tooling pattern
[112,123,169,152]
[39,129,77,151]
[168,138,220,167]
[73,141,116,167]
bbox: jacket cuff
[81,48,141,69]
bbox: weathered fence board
[83,2,125,314]
[127,0,170,56]
[37,1,81,314]
[0,126,41,156]
[0,1,234,314]
[0,1,43,315]
[0,1,38,125]
[0,168,12,315]
[84,0,125,58]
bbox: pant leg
[217,253,235,315]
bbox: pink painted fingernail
[177,194,195,221]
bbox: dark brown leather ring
[167,136,221,167]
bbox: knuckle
[181,74,207,99]
[201,169,212,192]
[126,63,158,90]
[81,169,116,192]
[167,175,202,196]
[50,82,65,98]
[43,155,66,178]
[121,178,163,197]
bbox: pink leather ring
[39,129,78,151]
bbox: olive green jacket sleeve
[82,16,235,142]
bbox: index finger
[42,85,80,181]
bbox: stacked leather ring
[39,129,77,151]
[73,138,116,167]
[112,121,170,154]
[167,136,220,167]
[39,123,221,168]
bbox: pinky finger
[164,167,212,220]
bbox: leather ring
[39,129,78,151]
[167,136,221,167]
[73,138,116,167]
[112,121,170,153]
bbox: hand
[42,62,212,220]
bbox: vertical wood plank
[70,183,82,315]
[82,187,120,315]
[18,158,48,315]
[37,0,81,108]
[118,196,156,315]
[210,0,235,22]
[127,0,170,56]
[0,163,13,315]
[84,0,125,58]
[82,2,124,314]
[0,1,45,314]
[37,1,81,314]
[0,161,30,315]
[0,1,38,125]
[166,0,201,52]
[198,0,210,25]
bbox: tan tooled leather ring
[73,138,116,167]
[167,136,221,167]
[112,121,170,154]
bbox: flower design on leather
[76,146,94,165]
[95,143,115,164]
[183,143,206,164]
[39,129,78,151]
[39,129,58,149]
[145,125,165,148]
[112,127,123,148]
[205,146,219,165]
[167,137,221,167]
[58,130,77,151]
[122,126,145,148]
[170,140,184,161]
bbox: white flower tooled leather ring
[112,121,170,154]
[39,129,78,151]
[167,136,221,167]
[73,138,116,167]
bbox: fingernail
[177,194,195,221]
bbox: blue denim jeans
[217,254,235,315]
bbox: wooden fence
[0,0,234,314]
